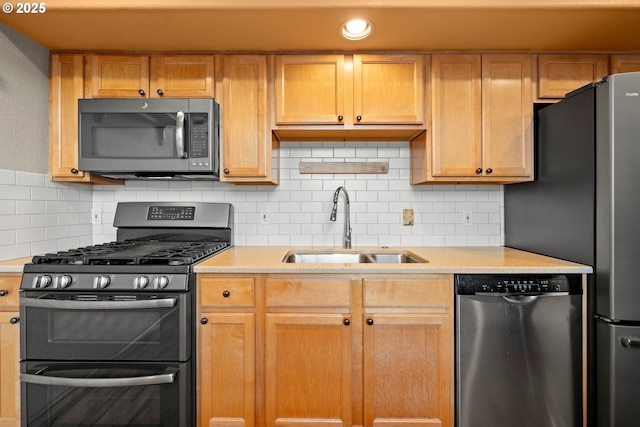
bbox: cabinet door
[275,55,346,125]
[610,55,640,74]
[537,54,608,99]
[265,313,352,427]
[0,312,20,427]
[363,313,453,427]
[353,54,425,124]
[218,55,278,184]
[198,312,255,427]
[88,55,150,98]
[430,54,482,178]
[150,55,214,98]
[49,54,85,180]
[481,54,533,180]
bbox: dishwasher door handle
[621,337,640,349]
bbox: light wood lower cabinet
[197,277,256,427]
[363,277,453,427]
[0,275,21,427]
[197,274,454,427]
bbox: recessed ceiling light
[340,19,374,41]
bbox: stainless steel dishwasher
[455,274,582,427]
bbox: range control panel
[455,274,579,295]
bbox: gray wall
[0,22,49,173]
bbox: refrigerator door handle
[621,336,640,349]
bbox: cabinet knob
[356,115,362,122]
[10,317,19,324]
[338,115,343,122]
[157,89,164,96]
[200,318,208,325]
[223,168,230,174]
[222,290,230,298]
[70,168,79,174]
[486,168,493,174]
[0,290,9,297]
[475,168,483,174]
[367,318,374,326]
[138,89,146,96]
[343,319,350,326]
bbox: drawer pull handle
[138,89,145,96]
[157,89,164,96]
[0,290,8,296]
[222,290,230,298]
[343,319,350,326]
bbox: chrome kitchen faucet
[330,186,352,248]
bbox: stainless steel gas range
[19,202,233,427]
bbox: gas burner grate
[31,241,230,267]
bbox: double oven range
[19,202,233,427]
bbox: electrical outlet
[259,210,270,225]
[403,208,414,226]
[91,208,102,225]
[462,211,472,227]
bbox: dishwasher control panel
[455,274,578,295]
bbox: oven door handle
[20,297,178,310]
[21,369,177,388]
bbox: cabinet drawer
[266,278,352,308]
[364,277,451,310]
[199,277,255,308]
[0,275,21,310]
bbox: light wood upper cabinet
[49,54,120,184]
[353,54,425,124]
[415,53,532,184]
[88,54,214,98]
[217,55,279,184]
[481,54,533,180]
[274,53,425,129]
[610,55,640,74]
[429,54,483,179]
[150,55,215,98]
[0,275,21,427]
[536,54,608,100]
[275,54,346,125]
[363,277,454,427]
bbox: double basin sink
[282,250,427,264]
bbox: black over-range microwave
[78,98,220,180]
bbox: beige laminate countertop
[194,246,592,275]
[0,257,31,273]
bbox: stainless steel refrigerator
[505,71,640,427]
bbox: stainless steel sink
[282,250,427,264]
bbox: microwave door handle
[175,111,186,158]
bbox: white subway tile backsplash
[0,143,506,260]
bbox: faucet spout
[330,186,352,248]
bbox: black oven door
[20,292,192,361]
[21,361,192,427]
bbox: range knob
[154,276,170,289]
[54,275,72,289]
[93,275,111,289]
[134,276,150,290]
[33,275,52,289]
